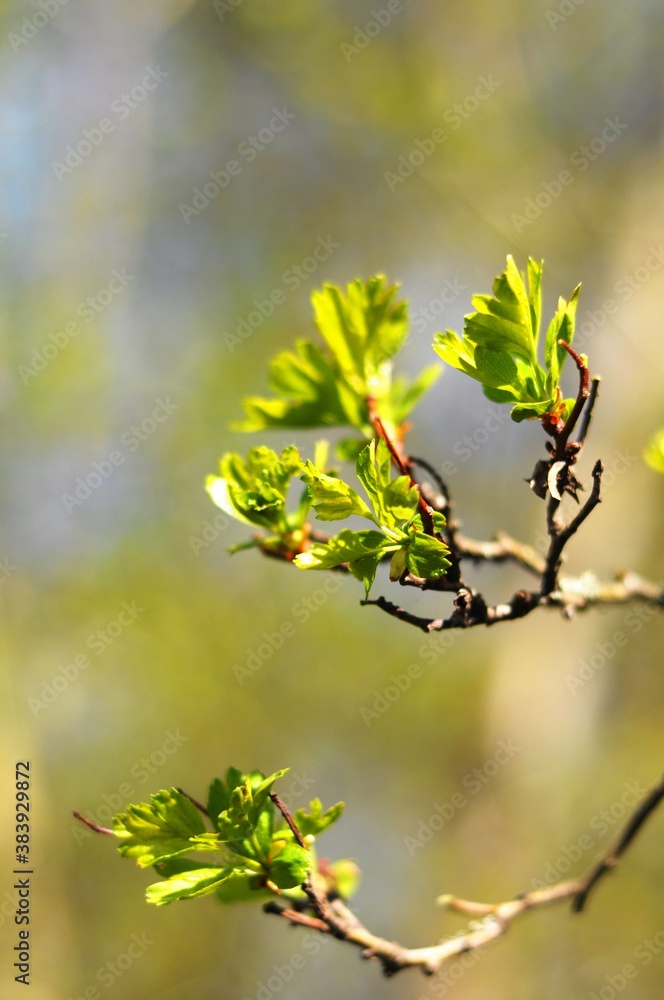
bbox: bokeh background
[1,1,663,997]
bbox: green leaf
[207,779,229,833]
[234,341,360,432]
[473,347,521,390]
[356,439,418,528]
[644,428,664,474]
[434,257,585,427]
[312,276,408,381]
[206,446,304,533]
[527,257,543,345]
[112,788,211,868]
[215,871,272,905]
[301,462,372,521]
[544,285,581,392]
[293,799,345,839]
[389,547,408,581]
[466,255,539,363]
[405,533,451,580]
[146,866,235,906]
[216,768,289,850]
[234,278,436,440]
[294,529,394,596]
[294,529,392,572]
[355,438,391,513]
[268,843,311,890]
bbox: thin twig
[573,771,664,912]
[266,773,664,978]
[177,788,210,816]
[556,339,591,454]
[576,376,601,447]
[541,460,603,596]
[72,811,114,835]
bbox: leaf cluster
[433,256,581,423]
[295,438,450,594]
[111,767,351,907]
[234,276,440,455]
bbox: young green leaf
[544,286,581,393]
[268,843,311,890]
[235,278,439,441]
[112,788,212,868]
[146,866,238,906]
[300,462,373,521]
[206,446,304,533]
[405,532,451,580]
[434,257,585,426]
[293,799,345,839]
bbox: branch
[364,564,663,634]
[576,375,601,447]
[266,773,664,978]
[556,339,591,454]
[541,459,603,596]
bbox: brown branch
[72,811,114,835]
[576,375,601,447]
[556,339,591,453]
[177,788,210,816]
[265,773,664,978]
[541,459,603,596]
[363,564,663,634]
[572,771,664,912]
[454,530,546,576]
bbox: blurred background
[1,1,663,997]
